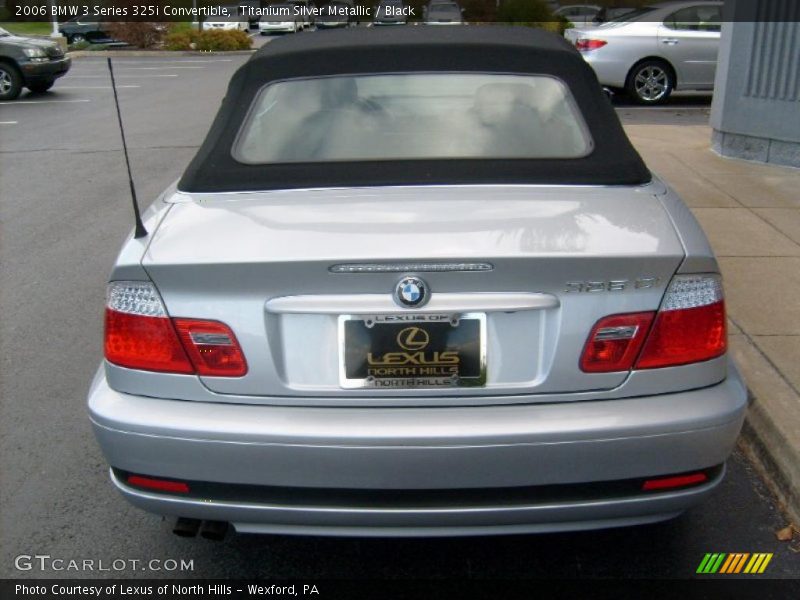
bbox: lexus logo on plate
[396,327,430,351]
[394,276,428,308]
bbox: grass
[0,21,54,36]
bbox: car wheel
[0,62,23,101]
[27,79,55,94]
[69,33,86,44]
[626,60,674,105]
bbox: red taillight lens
[127,474,190,494]
[105,309,194,374]
[642,472,707,491]
[576,38,608,52]
[104,281,246,377]
[580,312,655,373]
[635,275,726,369]
[580,274,727,373]
[636,300,726,369]
[173,319,248,377]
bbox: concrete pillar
[710,0,800,167]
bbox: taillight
[636,275,726,369]
[580,312,655,373]
[174,319,248,377]
[579,274,726,373]
[104,281,247,377]
[105,282,194,373]
[576,38,608,52]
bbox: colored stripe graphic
[758,554,773,573]
[697,553,727,573]
[697,553,773,574]
[744,553,773,574]
[721,553,749,573]
[734,553,750,573]
[718,554,735,573]
[696,554,714,573]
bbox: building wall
[710,0,800,167]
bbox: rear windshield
[233,73,593,164]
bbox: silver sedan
[564,1,723,104]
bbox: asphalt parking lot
[0,55,797,580]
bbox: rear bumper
[581,51,629,89]
[109,467,725,536]
[88,361,747,536]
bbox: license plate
[339,313,486,389]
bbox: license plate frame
[338,313,487,389]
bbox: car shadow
[613,93,713,108]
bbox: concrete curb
[69,49,256,58]
[731,337,800,525]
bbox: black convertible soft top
[179,26,650,193]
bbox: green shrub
[164,31,194,51]
[165,29,251,52]
[105,22,167,49]
[195,29,251,51]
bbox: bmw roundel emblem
[394,276,428,308]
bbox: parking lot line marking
[0,121,17,124]
[0,99,90,105]
[64,74,178,78]
[118,66,205,70]
[122,59,233,63]
[56,85,141,89]
[75,59,233,64]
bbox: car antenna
[107,58,147,239]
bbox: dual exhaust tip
[173,517,228,541]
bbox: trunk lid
[142,184,684,401]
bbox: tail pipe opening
[172,517,201,538]
[200,520,229,541]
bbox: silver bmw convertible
[88,27,746,539]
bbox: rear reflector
[576,38,608,52]
[636,275,726,369]
[580,312,655,373]
[104,281,246,377]
[127,474,190,494]
[642,472,707,491]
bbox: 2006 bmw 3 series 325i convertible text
[88,27,746,538]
